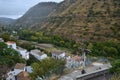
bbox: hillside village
[0,38,112,80]
[0,0,119,80]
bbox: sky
[0,0,64,19]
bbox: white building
[6,41,17,50]
[52,50,65,59]
[30,49,47,60]
[5,41,29,60]
[6,63,26,80]
[0,38,4,42]
[16,47,29,60]
[26,66,33,73]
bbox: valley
[0,0,120,80]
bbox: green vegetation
[18,30,80,50]
[1,33,11,42]
[110,74,120,80]
[0,42,26,78]
[0,42,25,67]
[86,41,120,75]
[110,59,120,74]
[110,23,120,37]
[87,41,120,59]
[1,29,120,77]
[30,58,66,79]
[16,30,120,75]
[17,41,35,51]
[26,54,39,66]
[0,32,16,42]
[0,0,119,79]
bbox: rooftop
[26,66,32,73]
[30,49,41,53]
[72,55,81,61]
[6,41,16,44]
[17,71,30,80]
[52,50,65,55]
[14,63,26,70]
[30,49,44,56]
[16,47,27,51]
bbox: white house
[30,49,47,60]
[6,41,17,50]
[6,63,26,80]
[5,41,29,60]
[0,38,4,42]
[16,47,29,60]
[26,66,33,73]
[52,50,65,59]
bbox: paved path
[58,63,111,80]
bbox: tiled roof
[17,71,30,80]
[14,63,26,70]
[6,41,16,44]
[72,55,81,61]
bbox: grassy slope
[39,0,120,43]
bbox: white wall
[52,52,65,59]
[6,69,24,80]
[17,49,29,60]
[30,50,47,60]
[40,54,47,60]
[7,43,16,50]
[59,52,65,58]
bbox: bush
[110,59,120,74]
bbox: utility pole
[82,49,86,68]
[78,47,91,68]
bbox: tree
[30,58,66,79]
[1,33,10,42]
[0,42,25,66]
[0,42,7,51]
[90,41,120,58]
[110,59,120,74]
[17,42,35,51]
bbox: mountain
[41,0,120,42]
[16,2,57,27]
[0,17,15,25]
[15,0,120,43]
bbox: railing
[76,68,109,80]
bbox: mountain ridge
[0,17,15,25]
[16,2,57,27]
